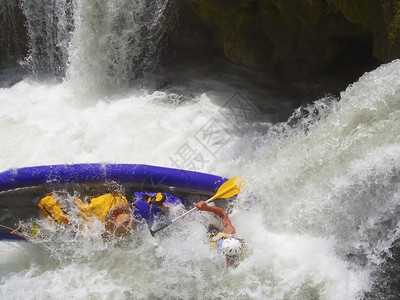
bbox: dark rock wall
[0,0,27,68]
[169,0,400,82]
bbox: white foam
[1,57,400,300]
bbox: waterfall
[67,0,177,94]
[19,0,177,89]
[21,0,74,78]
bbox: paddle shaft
[150,176,243,236]
[172,196,214,223]
[150,196,214,235]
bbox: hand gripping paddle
[150,176,244,236]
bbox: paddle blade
[211,176,244,200]
[150,221,171,236]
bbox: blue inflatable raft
[0,164,229,240]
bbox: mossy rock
[326,0,382,30]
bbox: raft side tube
[0,164,228,195]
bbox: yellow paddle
[150,176,244,236]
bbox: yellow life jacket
[38,195,70,225]
[75,192,128,222]
[146,192,166,205]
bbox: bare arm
[193,201,236,234]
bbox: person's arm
[193,201,236,234]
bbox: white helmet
[220,238,243,258]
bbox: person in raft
[37,191,182,236]
[38,191,244,265]
[193,201,244,267]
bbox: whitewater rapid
[1,59,399,299]
[1,0,400,298]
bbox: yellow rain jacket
[38,195,70,225]
[75,192,128,221]
[38,192,128,224]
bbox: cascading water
[1,1,400,299]
[19,0,175,88]
[21,0,74,78]
[67,0,177,94]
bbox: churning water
[1,1,400,299]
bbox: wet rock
[0,0,28,68]
[171,0,399,82]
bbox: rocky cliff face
[0,0,27,68]
[169,0,400,82]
